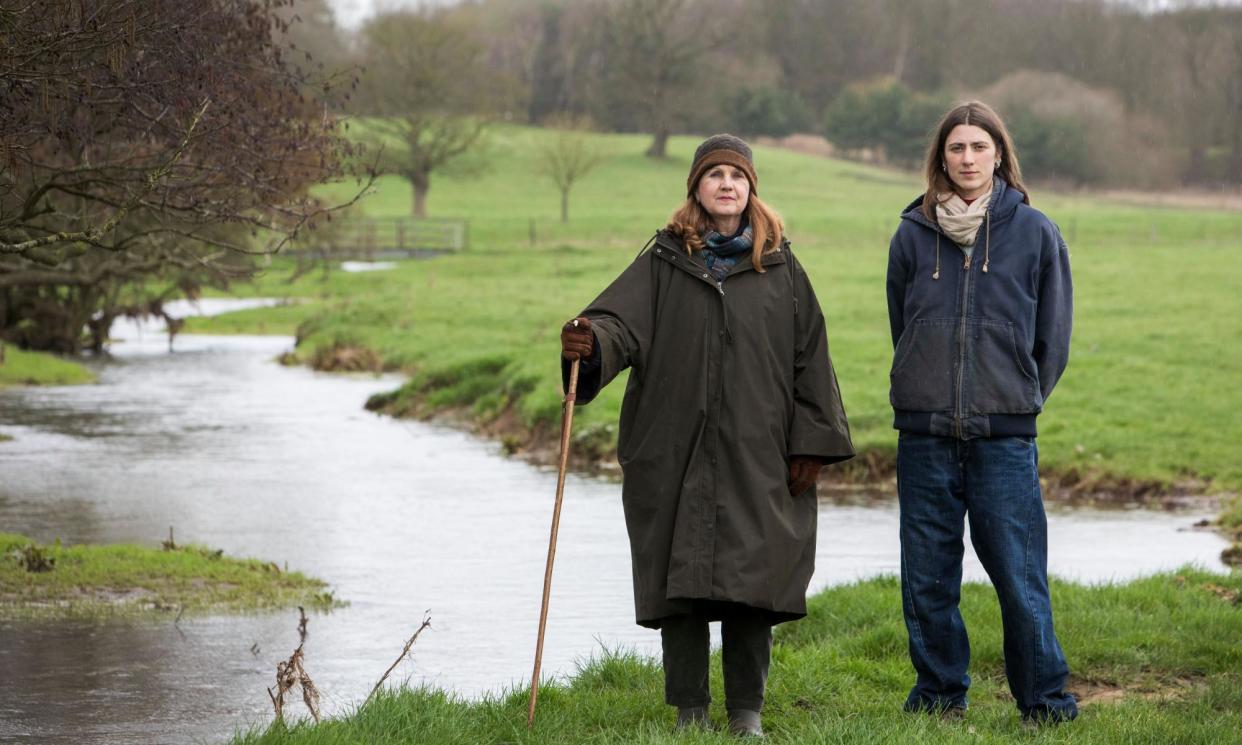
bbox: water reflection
[0,304,1228,744]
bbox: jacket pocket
[966,319,1042,414]
[889,318,957,412]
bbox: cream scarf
[935,188,992,246]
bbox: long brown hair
[921,101,1031,221]
[665,192,784,273]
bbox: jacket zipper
[954,254,972,438]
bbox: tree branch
[1,98,212,257]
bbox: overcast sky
[327,0,455,29]
[327,0,1242,29]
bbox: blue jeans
[897,433,1077,721]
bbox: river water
[0,300,1228,744]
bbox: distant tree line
[293,0,1242,188]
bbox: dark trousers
[660,603,772,712]
[897,433,1078,721]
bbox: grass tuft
[0,533,341,619]
[0,346,94,387]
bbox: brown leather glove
[788,455,824,496]
[560,316,594,360]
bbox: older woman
[560,134,854,736]
[886,101,1078,725]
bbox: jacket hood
[899,177,1026,232]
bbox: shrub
[824,77,949,167]
[979,70,1181,187]
[727,86,814,138]
[1003,108,1096,183]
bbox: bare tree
[1153,7,1236,182]
[537,116,605,223]
[355,10,501,217]
[0,0,366,352]
[596,0,714,159]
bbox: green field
[0,346,94,388]
[232,569,1242,744]
[194,124,1242,498]
[186,124,1242,742]
[0,533,338,619]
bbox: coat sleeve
[560,252,656,404]
[886,229,910,349]
[788,255,855,464]
[1033,224,1073,402]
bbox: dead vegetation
[161,526,177,551]
[265,607,435,725]
[1174,574,1242,606]
[309,343,384,373]
[367,612,433,703]
[1222,544,1242,568]
[268,607,321,724]
[14,543,55,573]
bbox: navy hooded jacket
[885,177,1072,439]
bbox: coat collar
[651,230,787,283]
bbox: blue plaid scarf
[699,222,753,282]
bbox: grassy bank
[232,568,1241,744]
[0,346,94,388]
[186,123,1242,542]
[0,533,339,619]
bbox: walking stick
[527,354,580,728]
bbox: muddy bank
[363,384,1228,511]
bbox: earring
[995,159,1001,170]
[941,162,947,172]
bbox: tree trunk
[410,172,431,218]
[892,14,911,82]
[1230,102,1242,183]
[645,127,669,159]
[86,312,112,354]
[1186,145,1206,185]
[560,188,569,223]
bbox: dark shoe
[727,709,764,738]
[1021,707,1075,730]
[904,691,969,718]
[676,705,710,731]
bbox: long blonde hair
[665,194,784,273]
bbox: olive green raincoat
[564,230,854,628]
